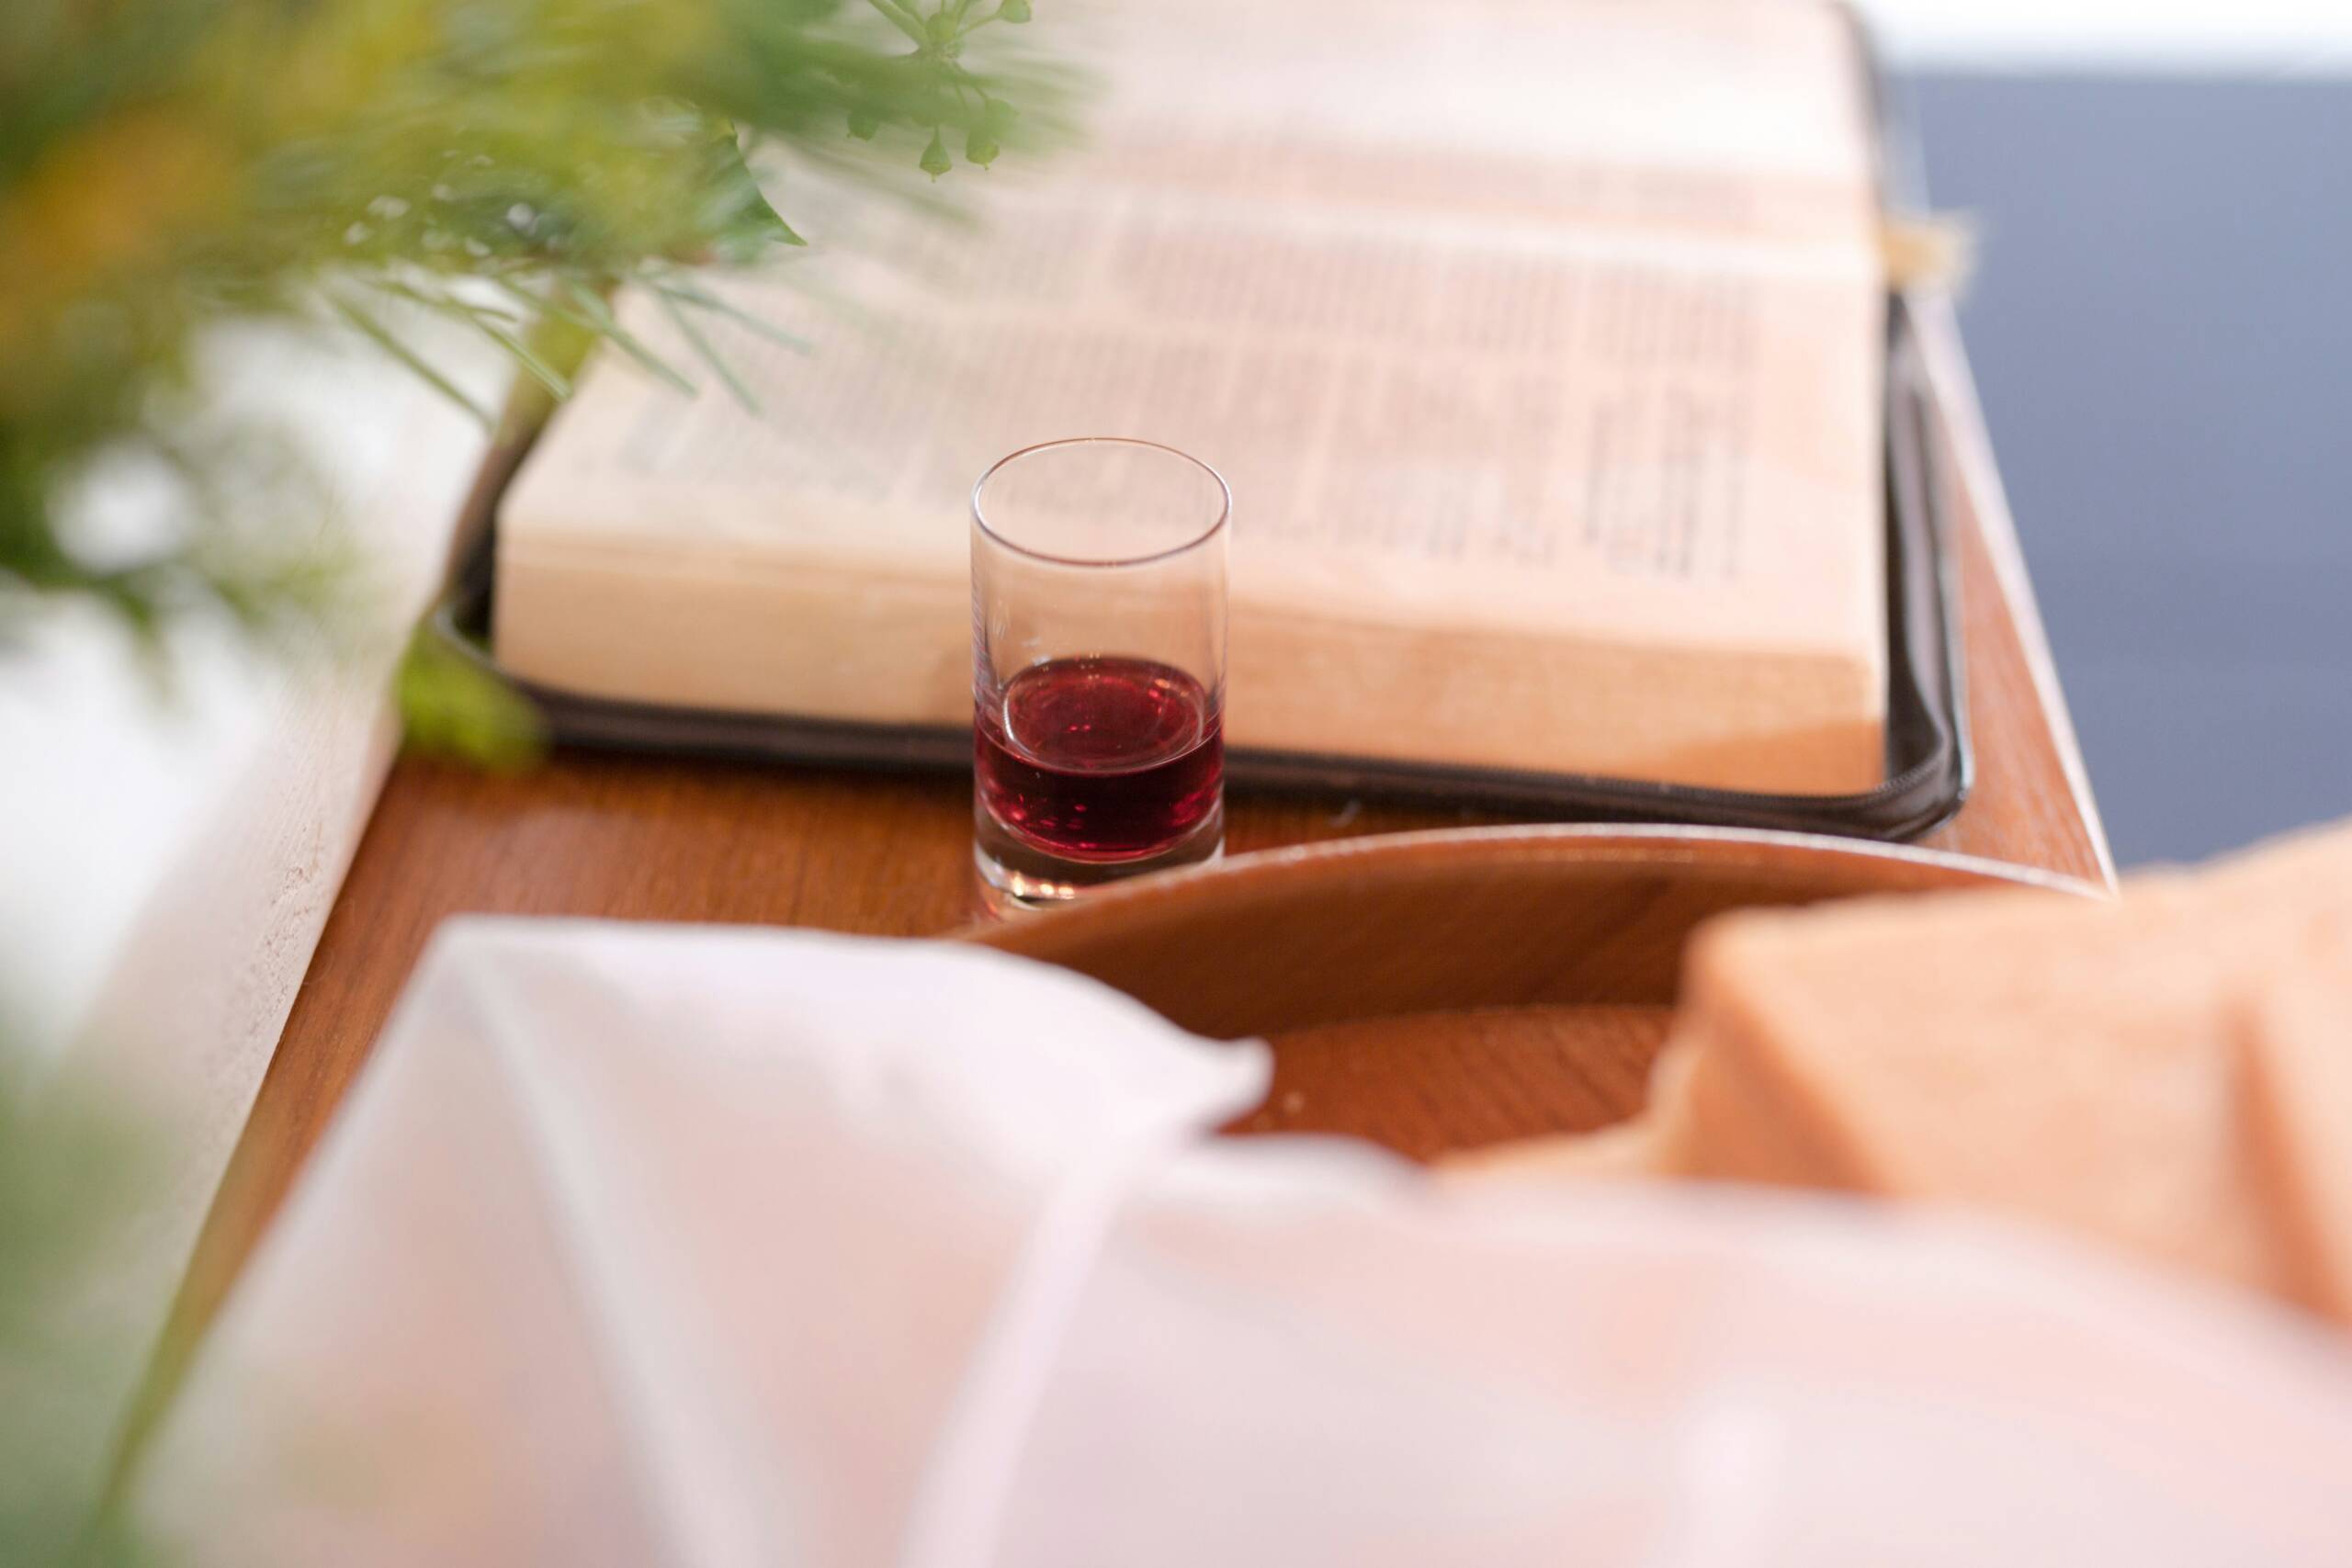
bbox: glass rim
[970,436,1231,570]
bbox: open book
[497,0,1889,794]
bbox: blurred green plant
[0,1055,163,1567]
[0,0,1064,675]
[0,5,1068,1559]
[397,618,548,766]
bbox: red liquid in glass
[976,655,1223,862]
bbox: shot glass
[970,438,1230,915]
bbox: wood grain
[968,827,2083,1160]
[134,305,2111,1461]
[971,830,2091,1033]
[1232,1007,1679,1159]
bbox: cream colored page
[503,0,1883,667]
[1090,0,1879,243]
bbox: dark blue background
[1905,73,2352,865]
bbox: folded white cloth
[141,919,2352,1567]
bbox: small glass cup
[970,437,1230,915]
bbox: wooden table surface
[138,302,2110,1451]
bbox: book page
[499,0,1888,785]
[1082,0,1880,245]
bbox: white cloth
[141,919,2352,1566]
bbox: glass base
[973,804,1225,918]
